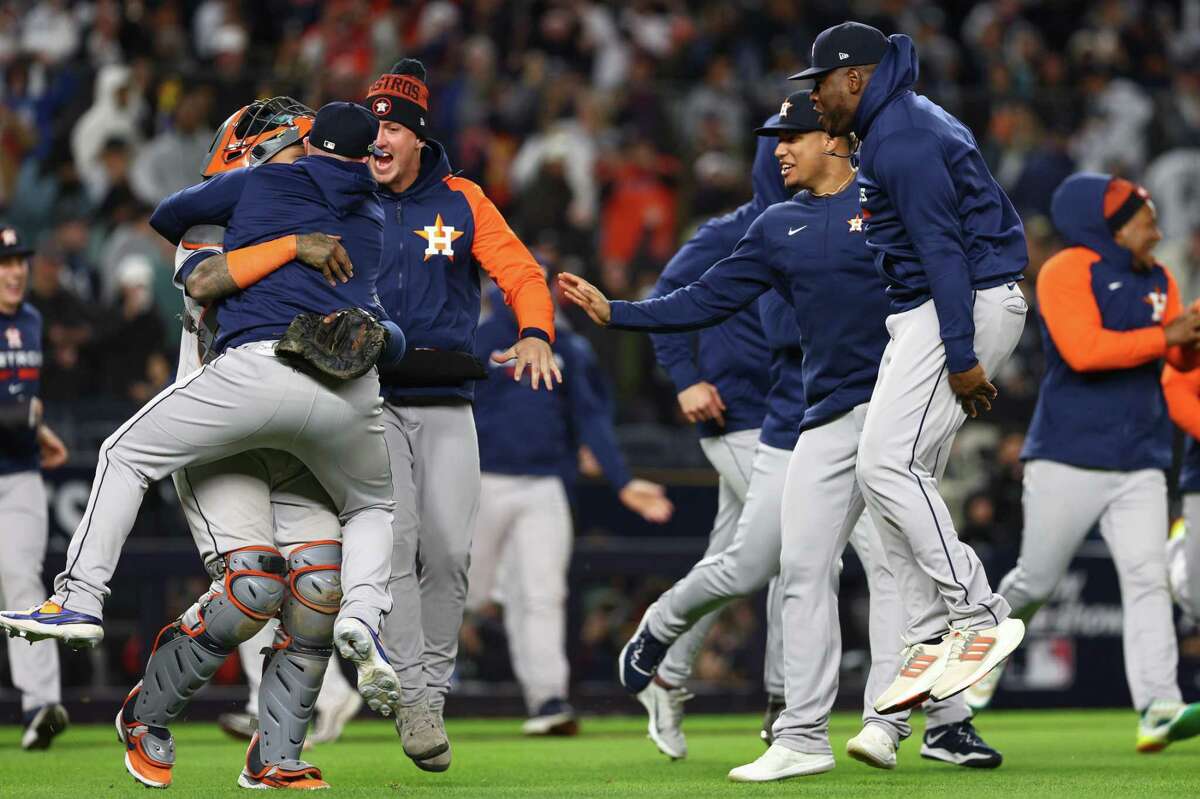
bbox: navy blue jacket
[758,291,805,451]
[1181,439,1200,492]
[609,183,888,432]
[215,156,387,351]
[648,123,788,438]
[475,289,631,489]
[0,303,42,475]
[1023,173,1185,472]
[150,168,247,245]
[854,34,1027,374]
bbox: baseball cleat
[930,619,1025,702]
[727,743,835,782]
[395,702,451,762]
[1137,699,1200,752]
[218,711,258,741]
[308,685,362,747]
[637,681,692,759]
[920,720,1003,768]
[846,723,897,769]
[20,703,69,751]
[116,685,174,789]
[963,661,1005,713]
[240,733,330,789]
[522,698,580,736]
[873,638,951,715]
[0,600,104,649]
[332,618,400,717]
[760,694,785,746]
[618,609,670,695]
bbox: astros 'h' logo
[414,214,464,261]
[1144,290,1168,322]
[5,327,21,348]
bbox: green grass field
[1,710,1198,797]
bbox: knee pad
[282,540,342,654]
[189,546,288,648]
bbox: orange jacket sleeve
[1163,364,1200,440]
[1162,267,1199,371]
[1037,248,1167,372]
[446,176,555,342]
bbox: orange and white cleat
[239,734,330,790]
[115,685,174,789]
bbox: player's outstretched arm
[558,273,612,325]
[185,233,353,304]
[490,336,562,391]
[37,422,68,469]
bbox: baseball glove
[275,308,387,380]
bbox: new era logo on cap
[839,52,850,60]
[789,21,889,81]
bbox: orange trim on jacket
[1037,247,1195,372]
[445,176,555,341]
[1164,364,1200,441]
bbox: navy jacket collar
[853,34,919,141]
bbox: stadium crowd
[3,0,1200,695]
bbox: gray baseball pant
[50,342,395,631]
[655,428,760,687]
[1178,494,1200,620]
[0,471,61,712]
[857,284,1027,643]
[998,460,1180,711]
[379,401,480,711]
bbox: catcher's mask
[201,96,315,177]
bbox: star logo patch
[848,215,864,232]
[414,214,464,261]
[372,97,392,117]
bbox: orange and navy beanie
[366,58,430,139]
[1103,177,1150,235]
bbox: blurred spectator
[94,255,169,404]
[26,244,94,403]
[681,56,746,153]
[1144,148,1200,242]
[89,136,133,210]
[131,86,214,205]
[70,64,145,193]
[598,140,679,295]
[1157,227,1200,305]
[20,0,79,65]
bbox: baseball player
[633,114,782,758]
[0,225,70,750]
[965,174,1200,751]
[1165,369,1200,626]
[363,59,558,772]
[561,91,1002,782]
[803,22,1028,715]
[467,283,673,735]
[0,103,407,789]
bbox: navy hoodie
[216,156,387,351]
[475,288,631,489]
[648,121,788,438]
[854,34,1027,374]
[609,183,888,432]
[1023,173,1185,472]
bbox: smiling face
[773,130,834,190]
[1114,201,1163,271]
[0,255,29,315]
[370,121,424,191]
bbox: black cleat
[920,720,1002,768]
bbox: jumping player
[363,59,558,772]
[0,225,70,750]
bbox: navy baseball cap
[755,91,823,136]
[309,101,381,159]
[790,22,888,80]
[0,226,33,259]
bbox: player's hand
[1164,307,1200,347]
[677,381,726,426]
[297,233,353,287]
[491,336,562,390]
[619,479,674,524]
[948,363,998,418]
[557,273,611,326]
[37,423,68,469]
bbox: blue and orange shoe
[332,618,400,717]
[0,600,103,649]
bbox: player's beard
[821,105,854,138]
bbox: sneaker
[115,686,174,789]
[930,619,1025,702]
[522,699,580,736]
[617,610,670,694]
[239,733,329,789]
[846,724,897,769]
[20,703,69,750]
[0,600,103,649]
[395,702,451,762]
[637,681,692,759]
[217,711,257,741]
[1137,699,1200,753]
[921,720,1002,768]
[727,743,835,783]
[309,688,362,746]
[963,662,1005,713]
[332,618,400,717]
[873,638,951,715]
[760,694,785,746]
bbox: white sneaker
[846,724,897,769]
[332,618,400,717]
[931,619,1025,702]
[309,683,363,745]
[963,661,1005,713]
[727,743,835,782]
[636,682,692,760]
[873,638,951,714]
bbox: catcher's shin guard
[254,541,342,765]
[133,547,287,726]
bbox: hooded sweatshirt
[647,120,787,438]
[1022,172,1195,471]
[758,290,805,451]
[854,34,1027,374]
[71,64,144,190]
